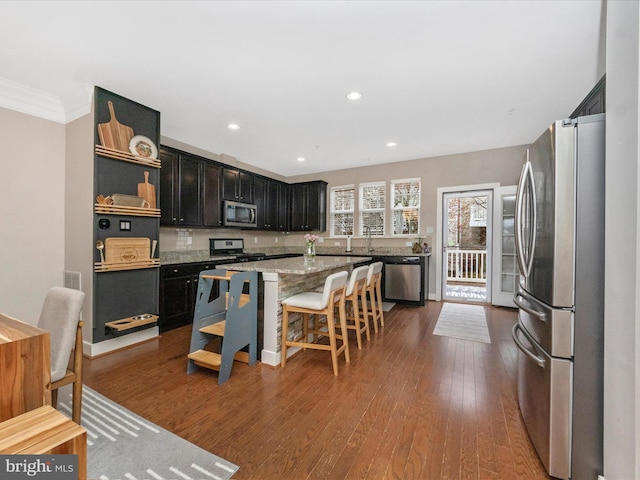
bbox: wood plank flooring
[83,302,551,479]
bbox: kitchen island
[216,255,371,366]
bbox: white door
[491,185,518,307]
[441,190,493,303]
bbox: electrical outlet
[334,242,340,246]
[406,241,413,247]
[426,226,434,233]
[275,237,279,243]
[254,237,258,244]
[318,236,324,243]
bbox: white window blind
[359,182,386,236]
[391,178,420,235]
[330,185,354,237]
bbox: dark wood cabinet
[290,181,327,232]
[160,148,222,228]
[159,262,216,332]
[203,162,222,227]
[159,148,202,226]
[571,75,605,118]
[254,176,290,231]
[222,168,254,203]
[159,145,326,232]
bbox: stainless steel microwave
[223,200,257,228]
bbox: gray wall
[604,2,640,478]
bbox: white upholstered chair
[38,287,85,424]
[281,271,349,375]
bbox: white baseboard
[83,327,159,358]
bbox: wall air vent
[63,270,81,291]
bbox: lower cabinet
[159,262,216,332]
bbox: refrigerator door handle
[512,323,546,368]
[515,158,536,278]
[514,292,547,321]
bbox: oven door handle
[511,323,545,368]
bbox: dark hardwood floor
[83,302,550,479]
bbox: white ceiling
[0,1,605,177]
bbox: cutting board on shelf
[98,101,134,151]
[137,171,156,209]
[104,237,150,264]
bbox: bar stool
[281,271,349,375]
[343,265,370,349]
[365,262,385,332]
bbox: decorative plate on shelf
[129,135,158,159]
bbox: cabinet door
[277,183,290,231]
[159,275,194,332]
[306,182,327,232]
[265,180,281,230]
[178,154,202,226]
[221,168,239,201]
[239,171,254,203]
[222,168,254,203]
[254,176,267,228]
[159,148,179,225]
[290,184,307,231]
[203,162,221,227]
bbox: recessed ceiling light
[227,123,240,130]
[297,157,305,162]
[386,142,397,147]
[346,91,362,100]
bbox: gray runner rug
[56,385,239,480]
[433,302,491,343]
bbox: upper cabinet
[159,145,327,232]
[159,149,202,226]
[290,181,327,232]
[255,176,290,231]
[222,168,254,203]
[570,75,605,118]
[159,147,222,228]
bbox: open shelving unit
[93,87,161,342]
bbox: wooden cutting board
[104,237,150,264]
[97,101,134,152]
[137,171,156,208]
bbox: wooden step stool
[0,405,86,478]
[187,269,258,384]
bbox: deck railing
[446,249,487,283]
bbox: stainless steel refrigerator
[512,114,604,480]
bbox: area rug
[56,385,239,480]
[433,302,491,343]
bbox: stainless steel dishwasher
[383,256,423,304]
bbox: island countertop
[216,255,372,275]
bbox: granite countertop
[216,255,372,275]
[160,248,429,266]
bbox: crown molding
[0,77,92,123]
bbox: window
[470,201,487,227]
[359,182,386,236]
[330,185,354,237]
[391,178,420,235]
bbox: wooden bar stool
[281,271,349,375]
[343,265,370,349]
[365,262,385,332]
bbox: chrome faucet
[365,226,373,252]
